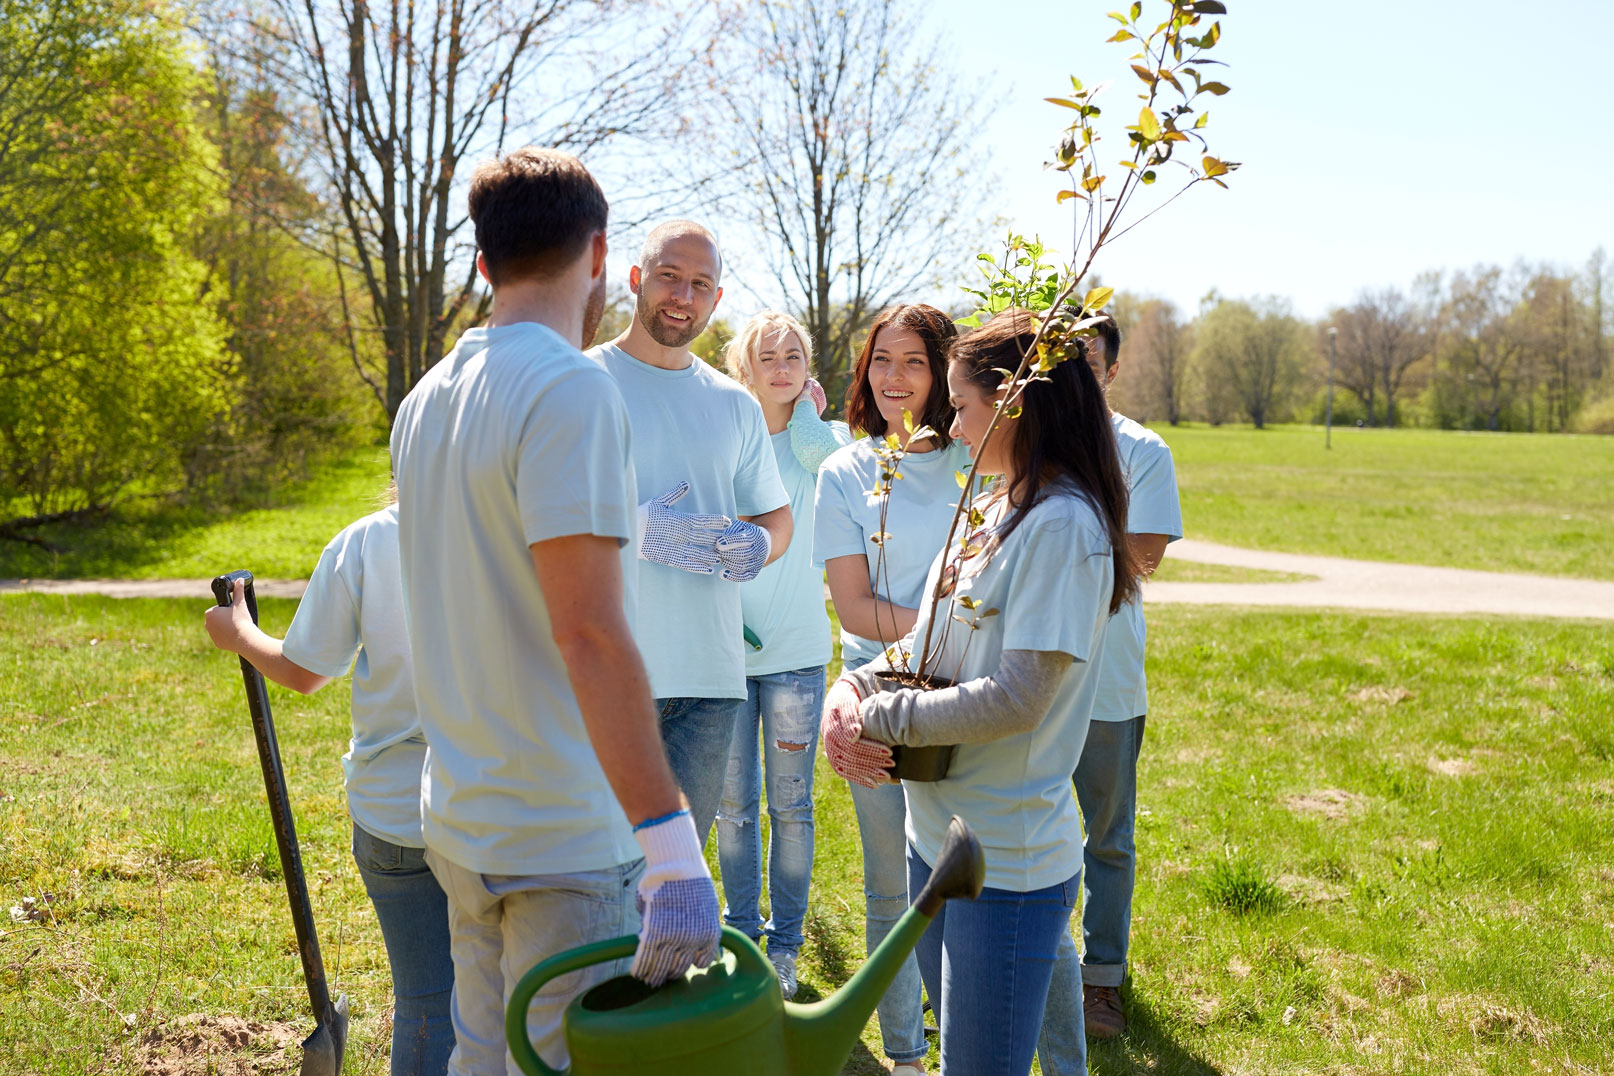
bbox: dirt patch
[1428,757,1478,777]
[1284,788,1365,820]
[1351,685,1415,705]
[136,1014,301,1075]
[1276,873,1347,904]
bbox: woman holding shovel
[715,311,850,1001]
[204,492,453,1076]
[813,303,969,1076]
[822,311,1138,1074]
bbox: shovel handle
[212,570,337,1028]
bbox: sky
[645,0,1614,323]
[912,0,1614,319]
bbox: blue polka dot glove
[714,519,771,582]
[637,482,733,575]
[631,810,721,986]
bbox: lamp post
[1325,324,1337,450]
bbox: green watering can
[506,816,985,1076]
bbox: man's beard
[636,288,707,348]
[581,270,607,349]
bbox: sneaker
[1083,983,1126,1039]
[769,949,799,1000]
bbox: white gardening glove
[713,519,771,582]
[631,809,721,986]
[638,482,733,575]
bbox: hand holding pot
[821,677,895,788]
[631,809,721,986]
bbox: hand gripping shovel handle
[213,570,348,1075]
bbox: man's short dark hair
[468,148,608,286]
[1092,313,1122,369]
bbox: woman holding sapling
[715,311,850,1000]
[813,303,969,1075]
[822,310,1138,1075]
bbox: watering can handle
[506,926,760,1076]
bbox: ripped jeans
[716,666,824,954]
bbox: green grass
[1147,560,1314,584]
[1155,424,1614,580]
[0,444,393,580]
[3,596,1611,1074]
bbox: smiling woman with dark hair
[811,302,971,1076]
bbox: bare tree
[1331,285,1428,427]
[251,0,715,418]
[717,0,991,403]
[1116,297,1191,425]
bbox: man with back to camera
[389,149,721,1075]
[1038,313,1183,1072]
[588,220,792,846]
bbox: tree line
[1105,255,1614,435]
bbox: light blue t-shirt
[742,423,852,676]
[589,342,790,700]
[1091,413,1183,721]
[901,487,1114,892]
[814,438,975,670]
[281,506,425,849]
[390,322,641,876]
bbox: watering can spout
[781,816,984,1076]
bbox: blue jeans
[1037,715,1145,1075]
[716,667,824,953]
[657,696,745,846]
[909,844,1079,1076]
[849,779,927,1064]
[352,823,455,1076]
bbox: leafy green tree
[1192,297,1307,429]
[0,0,230,537]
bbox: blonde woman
[716,311,850,998]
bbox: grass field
[6,425,1611,584]
[3,595,1610,1074]
[1154,424,1614,580]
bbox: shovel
[212,569,350,1076]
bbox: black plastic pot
[874,673,958,782]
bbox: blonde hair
[723,311,814,391]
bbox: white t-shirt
[901,487,1114,892]
[281,506,425,849]
[1091,413,1182,722]
[814,439,975,670]
[589,343,789,700]
[741,423,852,677]
[390,322,640,876]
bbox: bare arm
[532,533,683,825]
[738,503,793,567]
[1129,533,1171,577]
[204,583,333,695]
[825,554,918,644]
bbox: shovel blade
[297,994,350,1076]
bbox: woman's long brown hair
[949,309,1140,614]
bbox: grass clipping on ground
[2,596,1612,1075]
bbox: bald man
[588,221,792,845]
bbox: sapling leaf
[902,408,914,433]
[958,595,979,610]
[1085,286,1116,312]
[1200,81,1231,95]
[1194,110,1210,128]
[1138,106,1162,140]
[981,608,1001,618]
[870,532,890,546]
[955,470,969,488]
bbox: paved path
[0,577,307,600]
[1144,539,1614,620]
[5,541,1613,619]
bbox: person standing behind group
[813,304,970,1076]
[824,312,1139,1076]
[390,150,721,1075]
[1037,314,1181,1071]
[714,311,851,1000]
[588,221,792,847]
[204,492,454,1076]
